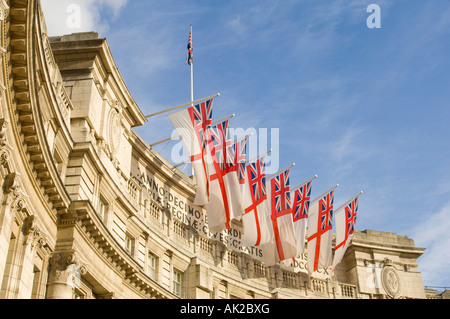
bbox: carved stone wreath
[381,259,402,299]
[108,108,122,155]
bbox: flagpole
[189,25,194,177]
[210,114,235,126]
[149,134,181,148]
[310,184,340,204]
[190,24,194,107]
[144,93,220,119]
[173,160,189,169]
[233,132,253,143]
[290,175,318,192]
[246,149,272,164]
[333,191,363,214]
[266,163,295,180]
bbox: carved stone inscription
[133,171,265,259]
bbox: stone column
[46,251,86,299]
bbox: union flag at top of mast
[186,30,193,65]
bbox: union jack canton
[344,197,358,238]
[208,120,232,171]
[187,99,213,162]
[228,137,248,184]
[292,181,312,222]
[272,170,291,216]
[319,191,334,232]
[245,156,267,212]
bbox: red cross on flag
[291,179,313,257]
[168,99,213,206]
[261,168,297,266]
[331,192,361,271]
[307,188,335,273]
[205,120,244,234]
[240,156,273,247]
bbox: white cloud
[411,201,450,286]
[333,126,364,162]
[41,0,128,36]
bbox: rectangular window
[173,269,182,296]
[148,252,157,280]
[125,234,134,256]
[98,198,108,223]
[31,265,41,299]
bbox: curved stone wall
[0,0,426,299]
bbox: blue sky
[42,0,450,288]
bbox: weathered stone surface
[0,0,431,300]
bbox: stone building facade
[0,0,427,299]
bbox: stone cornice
[7,0,71,216]
[49,34,147,128]
[351,229,426,257]
[351,240,426,257]
[71,200,177,299]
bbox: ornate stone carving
[0,117,8,147]
[49,251,88,286]
[381,258,401,299]
[102,106,123,171]
[3,172,20,194]
[12,197,27,213]
[0,0,8,21]
[22,215,48,250]
[107,106,123,156]
[0,118,13,171]
[23,215,36,236]
[50,251,83,269]
[3,172,28,215]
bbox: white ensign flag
[168,99,213,206]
